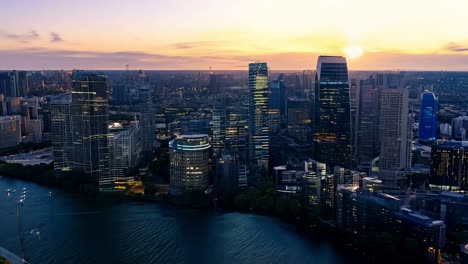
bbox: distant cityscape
[1,57,468,263]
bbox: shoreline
[0,173,429,264]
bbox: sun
[343,45,363,59]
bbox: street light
[16,201,28,263]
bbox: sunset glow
[1,0,468,70]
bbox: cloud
[50,32,63,42]
[446,42,468,52]
[1,48,468,71]
[171,41,217,49]
[2,30,40,43]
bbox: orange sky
[2,0,468,70]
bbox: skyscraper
[212,97,227,157]
[314,56,351,168]
[378,72,412,185]
[302,70,314,99]
[287,98,311,142]
[50,93,72,174]
[270,75,286,115]
[136,70,155,153]
[430,140,468,191]
[355,76,380,169]
[419,91,438,141]
[169,134,211,194]
[70,71,111,191]
[248,62,270,173]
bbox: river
[0,176,347,264]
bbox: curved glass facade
[169,134,211,194]
[419,91,438,141]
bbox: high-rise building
[314,56,351,167]
[248,62,270,173]
[302,70,314,99]
[212,97,227,157]
[109,122,140,181]
[136,70,154,153]
[287,98,311,142]
[419,91,438,141]
[0,116,22,149]
[430,140,468,191]
[0,71,18,97]
[50,93,73,174]
[378,72,412,185]
[169,134,211,194]
[270,75,286,115]
[451,116,468,140]
[70,71,111,191]
[355,76,380,169]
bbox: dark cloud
[50,32,63,42]
[2,30,40,42]
[446,42,468,52]
[172,41,217,49]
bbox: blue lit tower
[248,62,270,172]
[419,91,438,141]
[314,56,351,168]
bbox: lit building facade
[50,93,72,174]
[419,91,438,141]
[314,56,351,167]
[248,62,270,172]
[70,71,111,191]
[430,140,468,190]
[169,134,211,194]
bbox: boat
[0,246,27,264]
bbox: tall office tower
[270,75,286,115]
[136,70,154,153]
[430,141,468,191]
[349,79,358,163]
[50,93,73,174]
[302,70,314,99]
[451,116,468,140]
[169,134,211,195]
[17,71,29,96]
[419,91,438,141]
[314,56,351,168]
[248,62,270,173]
[109,123,139,181]
[70,71,111,191]
[287,98,311,142]
[225,104,249,186]
[212,97,227,157]
[0,71,18,97]
[378,72,412,185]
[269,76,285,135]
[355,76,380,169]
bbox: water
[0,177,347,264]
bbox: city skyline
[2,0,468,71]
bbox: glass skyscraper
[70,71,111,191]
[419,91,438,141]
[314,56,351,168]
[248,62,270,173]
